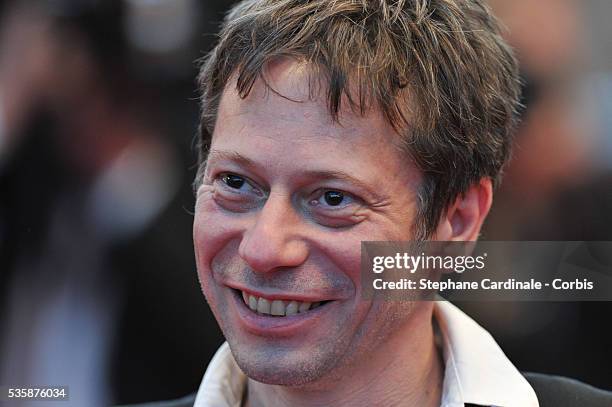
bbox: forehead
[208,58,421,191]
[213,58,400,147]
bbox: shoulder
[113,373,612,407]
[115,393,196,407]
[524,372,612,407]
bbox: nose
[238,193,308,273]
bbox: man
[130,0,612,406]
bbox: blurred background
[0,0,609,405]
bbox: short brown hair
[196,0,520,239]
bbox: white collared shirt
[194,301,539,407]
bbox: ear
[433,178,493,241]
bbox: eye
[310,189,356,209]
[307,188,364,227]
[213,172,265,212]
[222,173,246,189]
[215,172,263,197]
[323,190,345,206]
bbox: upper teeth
[242,291,321,317]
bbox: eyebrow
[206,149,387,202]
[206,150,257,169]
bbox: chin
[229,340,342,387]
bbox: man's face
[193,60,431,386]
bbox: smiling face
[193,59,432,386]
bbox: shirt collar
[434,300,539,407]
[195,301,539,407]
[194,341,245,407]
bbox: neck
[246,307,443,407]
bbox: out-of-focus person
[0,1,224,405]
[467,0,612,390]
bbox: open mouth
[235,289,331,317]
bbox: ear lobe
[434,178,493,241]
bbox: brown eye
[222,174,245,189]
[324,190,344,206]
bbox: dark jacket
[119,373,612,407]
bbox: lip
[229,287,337,337]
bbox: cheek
[311,231,366,301]
[314,222,411,295]
[193,196,244,285]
